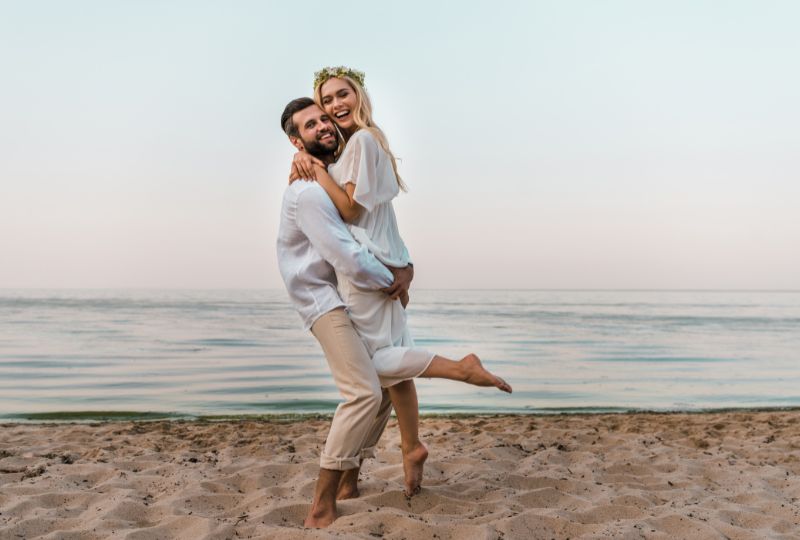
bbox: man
[276,97,413,527]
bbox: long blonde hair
[315,76,407,191]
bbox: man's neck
[309,152,336,166]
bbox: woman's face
[319,77,358,133]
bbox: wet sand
[1,411,799,539]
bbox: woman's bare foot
[402,442,428,497]
[460,354,512,393]
[336,468,360,500]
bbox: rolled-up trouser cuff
[360,445,378,460]
[320,451,361,471]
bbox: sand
[1,411,799,539]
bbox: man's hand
[382,264,414,301]
[399,290,409,309]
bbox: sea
[1,289,799,421]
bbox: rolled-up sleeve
[296,186,393,290]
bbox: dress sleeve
[335,130,399,213]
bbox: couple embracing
[276,66,512,528]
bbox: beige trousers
[311,308,393,470]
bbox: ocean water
[1,289,799,420]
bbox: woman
[291,66,511,496]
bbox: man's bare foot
[336,468,360,500]
[305,468,341,528]
[460,354,512,393]
[303,505,337,528]
[402,442,428,497]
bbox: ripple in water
[1,289,799,419]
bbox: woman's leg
[387,379,428,497]
[420,353,512,393]
[373,348,512,394]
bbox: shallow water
[1,289,798,419]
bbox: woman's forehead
[321,78,349,96]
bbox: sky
[1,0,798,290]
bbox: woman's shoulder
[337,129,383,167]
[348,128,381,151]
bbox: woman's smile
[333,108,351,123]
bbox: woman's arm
[289,151,326,183]
[313,164,363,223]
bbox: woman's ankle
[401,439,424,455]
[456,357,472,382]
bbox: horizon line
[1,287,799,293]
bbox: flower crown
[313,66,366,90]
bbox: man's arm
[296,186,393,289]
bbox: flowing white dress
[328,129,434,387]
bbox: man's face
[290,105,338,157]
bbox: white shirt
[327,130,411,267]
[276,180,393,329]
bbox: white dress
[328,129,434,387]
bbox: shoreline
[2,410,800,538]
[3,405,800,424]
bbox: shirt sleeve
[296,185,393,289]
[335,130,399,213]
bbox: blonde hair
[315,76,407,191]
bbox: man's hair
[280,97,316,137]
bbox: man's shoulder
[291,181,328,202]
[290,182,338,217]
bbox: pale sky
[1,1,798,290]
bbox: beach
[1,411,799,539]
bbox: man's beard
[302,130,338,159]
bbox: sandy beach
[1,411,799,539]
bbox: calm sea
[1,289,799,421]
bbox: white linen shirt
[276,180,393,329]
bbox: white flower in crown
[313,66,366,90]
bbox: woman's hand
[288,162,304,184]
[400,290,410,309]
[290,151,325,182]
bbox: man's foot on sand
[402,442,428,497]
[336,468,360,500]
[460,354,512,393]
[303,506,337,528]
